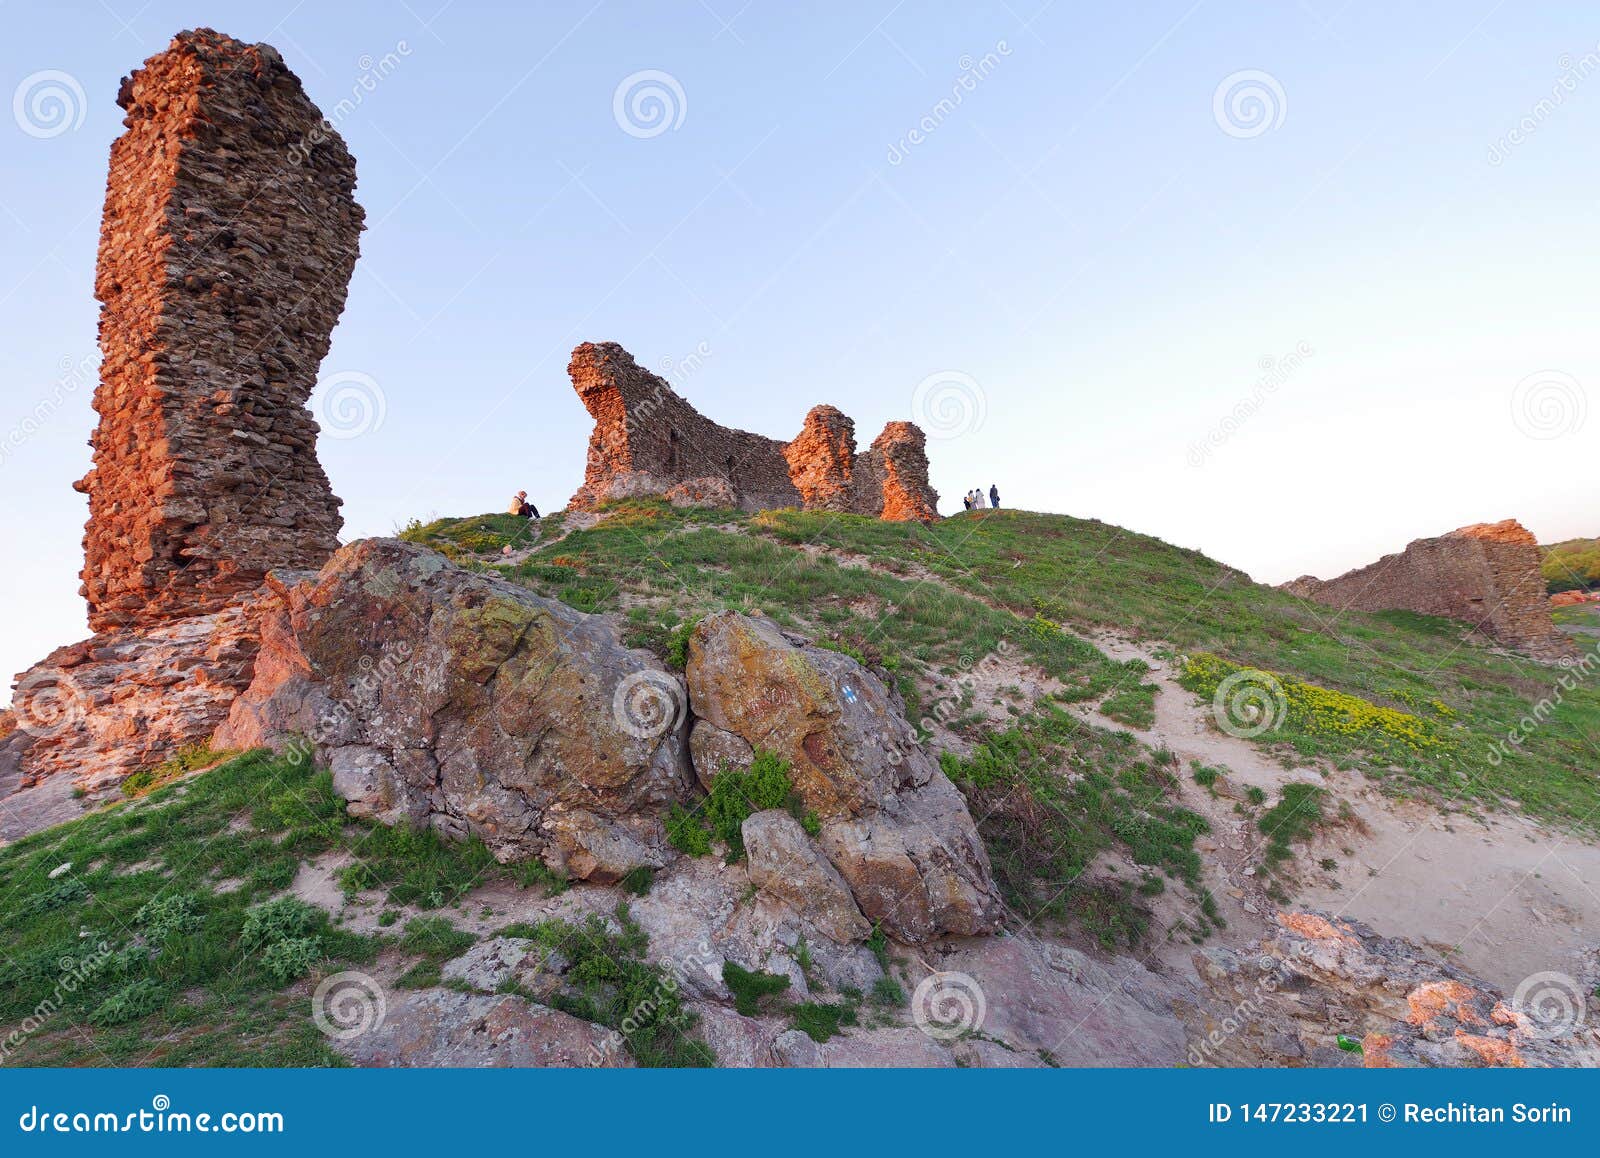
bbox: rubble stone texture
[4,30,362,813]
[75,28,363,632]
[1191,911,1600,1067]
[567,342,939,521]
[1283,519,1573,661]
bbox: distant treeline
[1542,538,1600,593]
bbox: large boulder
[685,610,1003,942]
[216,538,696,881]
[743,810,871,944]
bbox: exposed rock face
[339,991,634,1068]
[742,810,871,944]
[1191,911,1600,1067]
[686,610,1003,941]
[215,538,697,881]
[1284,519,1573,661]
[76,28,362,632]
[567,342,939,521]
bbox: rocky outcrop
[339,991,633,1068]
[686,610,1003,941]
[1191,911,1600,1067]
[219,545,1001,942]
[4,30,361,814]
[76,29,361,631]
[215,538,697,881]
[1285,519,1573,661]
[567,342,939,521]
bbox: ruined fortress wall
[75,29,363,631]
[1288,520,1573,660]
[568,342,939,521]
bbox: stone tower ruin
[74,28,364,631]
[567,342,940,521]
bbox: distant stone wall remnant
[567,342,939,521]
[1283,519,1574,661]
[75,28,364,632]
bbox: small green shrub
[790,1001,857,1042]
[135,893,203,943]
[240,896,320,951]
[91,978,168,1027]
[666,616,702,670]
[260,937,322,982]
[722,961,790,1016]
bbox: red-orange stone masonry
[1283,518,1574,661]
[75,28,363,631]
[567,342,940,521]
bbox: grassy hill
[1543,537,1600,593]
[407,502,1600,828]
[5,500,1596,1067]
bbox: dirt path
[724,539,1600,989]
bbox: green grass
[938,706,1212,942]
[450,500,1600,833]
[398,512,541,562]
[721,961,790,1016]
[518,906,714,1067]
[1258,782,1330,870]
[0,749,534,1066]
[666,748,817,861]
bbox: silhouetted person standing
[989,484,1000,509]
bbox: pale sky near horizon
[2,1,1598,691]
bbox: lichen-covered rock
[1191,911,1600,1068]
[687,719,753,790]
[215,538,697,880]
[686,610,1002,942]
[743,810,870,943]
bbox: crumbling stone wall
[567,342,939,521]
[3,30,363,811]
[75,28,363,631]
[1285,519,1573,661]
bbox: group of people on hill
[963,484,1000,512]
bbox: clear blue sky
[3,0,1598,687]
